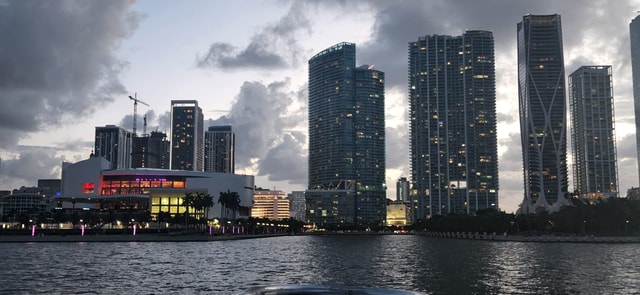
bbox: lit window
[83,182,95,194]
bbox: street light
[626,220,630,235]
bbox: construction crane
[128,93,150,137]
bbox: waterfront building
[0,187,51,221]
[386,199,410,226]
[170,100,204,171]
[288,191,306,221]
[95,125,132,170]
[204,125,235,173]
[408,31,499,219]
[305,189,355,226]
[517,14,569,213]
[132,131,170,169]
[630,16,640,184]
[569,66,619,200]
[59,155,254,221]
[307,42,387,226]
[251,188,290,220]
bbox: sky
[1,0,639,214]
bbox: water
[1,235,639,294]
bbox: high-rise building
[170,100,204,171]
[396,177,410,202]
[629,16,640,185]
[307,42,386,226]
[132,131,170,169]
[569,66,619,200]
[251,188,290,220]
[408,31,499,219]
[94,125,131,170]
[204,125,235,173]
[517,14,569,213]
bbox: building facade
[170,100,204,171]
[396,177,410,202]
[307,42,386,226]
[60,156,254,221]
[132,131,170,169]
[569,66,619,200]
[517,14,569,214]
[408,31,499,219]
[288,191,306,221]
[251,189,290,220]
[629,16,640,185]
[204,125,235,173]
[95,125,131,170]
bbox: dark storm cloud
[0,150,63,187]
[197,2,312,71]
[257,131,307,184]
[0,0,140,149]
[207,79,307,185]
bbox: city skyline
[1,1,639,214]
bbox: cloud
[207,79,307,185]
[196,2,312,71]
[0,149,64,189]
[0,0,140,149]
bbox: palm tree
[182,192,197,229]
[218,190,241,220]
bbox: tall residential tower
[204,125,235,173]
[94,125,131,170]
[170,100,204,171]
[569,66,619,200]
[629,16,640,185]
[517,14,569,213]
[307,42,386,226]
[408,31,499,220]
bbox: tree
[182,192,197,229]
[218,190,241,220]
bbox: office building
[408,31,499,219]
[629,16,640,184]
[205,125,235,173]
[288,191,306,221]
[307,42,386,226]
[569,66,619,200]
[396,177,410,202]
[517,14,569,213]
[94,125,131,170]
[132,131,170,169]
[170,100,204,171]
[251,188,290,220]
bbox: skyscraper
[131,131,170,169]
[629,16,640,185]
[94,125,131,170]
[408,31,499,219]
[307,42,386,226]
[204,125,235,173]
[569,66,619,200]
[517,14,569,213]
[170,100,204,171]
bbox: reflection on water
[1,235,639,294]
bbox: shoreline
[418,231,640,243]
[0,233,289,243]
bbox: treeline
[407,197,640,236]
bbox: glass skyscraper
[569,66,619,200]
[307,42,386,226]
[170,100,204,171]
[517,14,569,213]
[408,31,499,219]
[629,16,640,185]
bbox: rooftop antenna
[128,93,150,137]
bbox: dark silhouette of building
[204,125,235,173]
[517,14,569,213]
[131,131,170,169]
[408,31,499,219]
[94,125,131,170]
[170,100,204,171]
[629,16,640,185]
[307,42,386,226]
[569,66,619,200]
